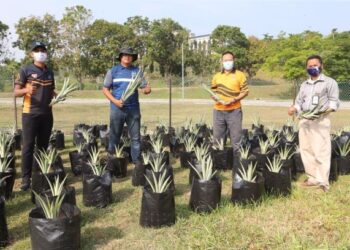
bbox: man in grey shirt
[288,55,339,192]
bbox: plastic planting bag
[179,151,196,168]
[231,173,265,205]
[106,154,128,178]
[0,161,16,200]
[31,164,66,204]
[263,165,292,196]
[35,186,76,207]
[83,172,112,208]
[293,152,305,173]
[337,155,350,175]
[211,147,233,170]
[0,196,9,247]
[140,187,176,228]
[144,167,175,191]
[132,161,145,186]
[329,156,338,183]
[49,130,65,150]
[29,203,81,250]
[190,177,222,213]
[69,150,89,176]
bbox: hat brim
[118,53,138,62]
[31,45,47,51]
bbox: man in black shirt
[14,41,56,191]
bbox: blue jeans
[109,107,141,163]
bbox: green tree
[59,5,92,89]
[211,25,249,69]
[82,19,135,78]
[323,31,350,81]
[0,21,9,61]
[146,18,188,76]
[14,14,59,67]
[124,16,150,66]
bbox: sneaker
[20,178,31,191]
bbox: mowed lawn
[1,103,350,249]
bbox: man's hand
[288,106,297,116]
[227,98,237,105]
[26,84,37,95]
[141,83,151,95]
[113,99,124,108]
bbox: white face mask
[33,52,47,63]
[223,60,234,71]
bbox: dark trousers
[21,113,53,181]
[213,108,242,154]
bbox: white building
[188,34,211,53]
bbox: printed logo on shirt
[31,74,38,79]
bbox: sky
[1,0,350,59]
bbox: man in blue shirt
[102,47,151,163]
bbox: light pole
[181,42,184,99]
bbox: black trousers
[21,113,53,180]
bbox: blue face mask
[307,66,321,77]
[223,61,234,71]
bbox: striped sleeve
[240,73,249,93]
[211,73,217,90]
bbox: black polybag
[337,155,350,175]
[35,186,77,207]
[139,187,176,228]
[211,147,233,170]
[189,177,222,213]
[69,150,89,176]
[83,172,112,208]
[0,166,16,200]
[231,173,265,205]
[329,156,338,183]
[106,154,128,178]
[0,194,9,247]
[132,161,145,186]
[263,165,292,196]
[29,203,81,250]
[179,151,196,169]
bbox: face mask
[307,66,321,77]
[33,52,47,63]
[223,61,234,71]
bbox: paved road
[1,98,350,109]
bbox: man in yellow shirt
[211,51,249,161]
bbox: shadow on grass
[175,203,193,220]
[113,187,135,203]
[81,226,124,249]
[174,183,190,196]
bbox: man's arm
[227,73,249,105]
[14,69,36,97]
[102,70,124,108]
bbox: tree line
[0,5,349,89]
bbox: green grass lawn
[2,104,350,249]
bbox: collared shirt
[104,64,147,110]
[294,74,340,113]
[211,69,249,111]
[15,63,55,114]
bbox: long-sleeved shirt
[294,74,340,113]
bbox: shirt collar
[306,73,325,85]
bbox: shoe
[20,178,31,191]
[300,179,318,188]
[20,182,31,191]
[318,185,329,193]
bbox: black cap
[30,41,47,51]
[118,47,138,62]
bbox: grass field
[2,104,350,249]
